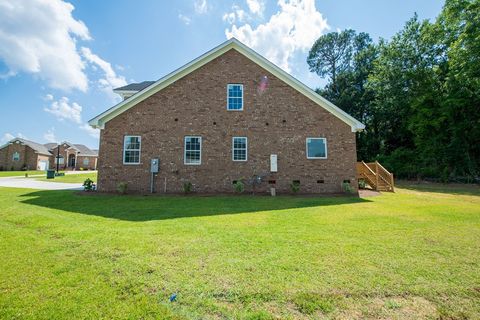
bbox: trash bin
[46,169,55,179]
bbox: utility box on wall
[270,154,277,172]
[150,158,159,173]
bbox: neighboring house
[0,138,98,171]
[89,38,365,194]
[0,138,52,171]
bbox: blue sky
[0,0,443,149]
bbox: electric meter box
[150,158,159,173]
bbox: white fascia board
[88,38,365,132]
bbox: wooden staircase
[356,161,395,192]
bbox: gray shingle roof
[114,81,155,92]
[43,143,57,150]
[6,138,52,155]
[74,144,98,156]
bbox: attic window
[227,84,243,111]
[12,152,20,161]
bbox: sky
[0,0,444,149]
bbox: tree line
[307,0,479,181]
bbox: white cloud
[194,0,208,14]
[0,0,90,91]
[44,96,82,124]
[45,94,54,101]
[223,5,247,24]
[1,132,28,144]
[246,0,265,16]
[225,0,329,72]
[1,133,15,144]
[79,123,99,139]
[81,47,127,101]
[178,13,192,25]
[43,127,57,143]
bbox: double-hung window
[227,84,243,110]
[83,158,90,166]
[123,136,141,164]
[232,137,247,161]
[306,138,327,159]
[184,136,202,165]
[12,152,20,161]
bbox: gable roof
[89,38,365,132]
[1,138,52,155]
[113,81,155,92]
[43,143,58,150]
[73,144,98,156]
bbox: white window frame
[12,152,20,161]
[232,137,248,161]
[306,137,328,159]
[123,135,141,165]
[227,84,244,111]
[56,156,64,165]
[83,158,90,166]
[184,136,202,165]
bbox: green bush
[83,178,95,191]
[183,181,192,194]
[358,178,366,189]
[342,181,354,193]
[116,182,128,194]
[290,180,300,193]
[233,180,245,193]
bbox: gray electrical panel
[150,158,159,173]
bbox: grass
[35,172,97,183]
[0,170,45,177]
[0,183,479,319]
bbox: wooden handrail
[357,161,395,192]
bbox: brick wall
[98,49,358,194]
[0,143,38,171]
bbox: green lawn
[0,170,45,177]
[0,184,479,319]
[35,172,97,183]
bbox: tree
[307,29,355,95]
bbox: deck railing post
[375,161,379,191]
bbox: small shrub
[116,182,128,194]
[182,181,192,194]
[290,180,300,193]
[358,178,366,189]
[83,178,95,191]
[233,180,245,193]
[342,181,354,194]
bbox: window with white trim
[227,84,243,110]
[184,136,201,165]
[12,152,20,161]
[56,155,64,165]
[123,136,141,164]
[83,158,90,166]
[232,137,247,161]
[306,138,327,159]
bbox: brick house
[89,38,365,194]
[0,138,98,171]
